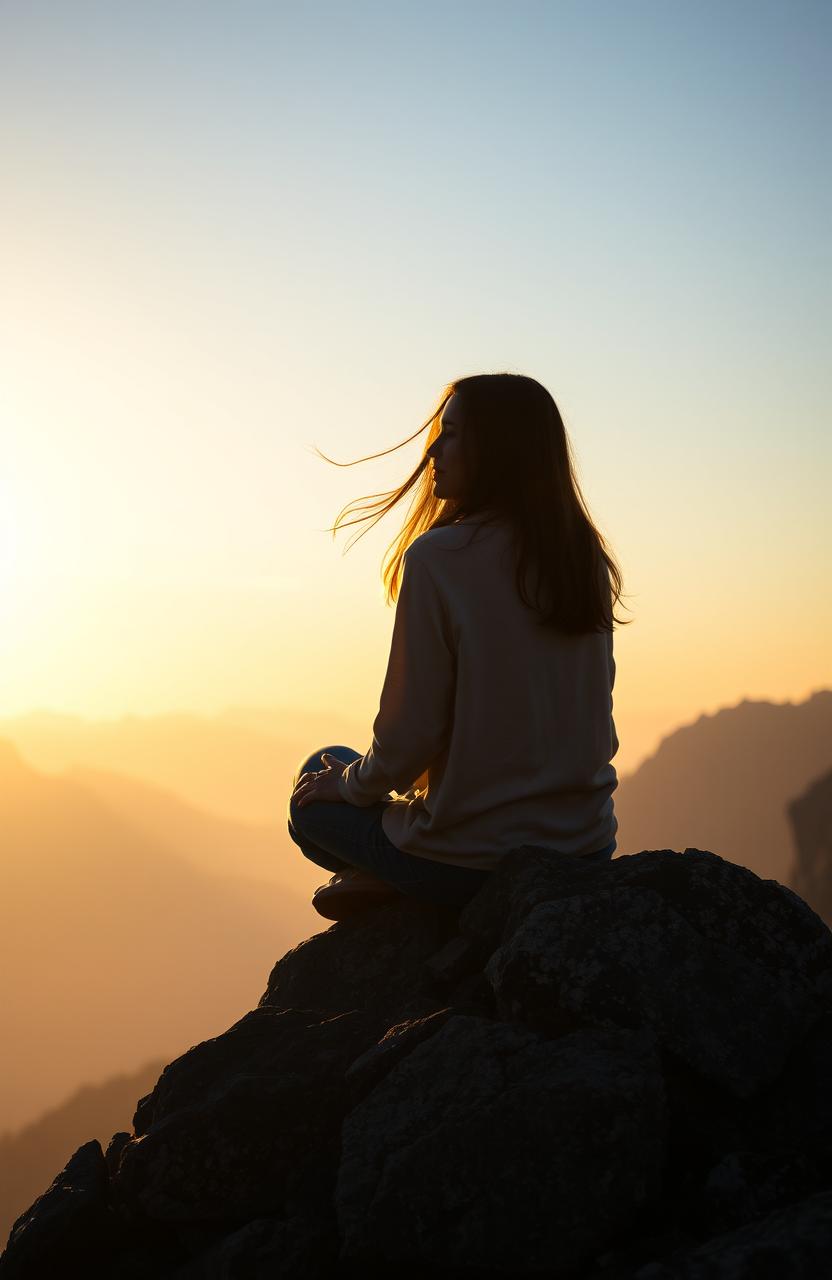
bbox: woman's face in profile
[428,394,466,499]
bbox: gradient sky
[1,0,829,774]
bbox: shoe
[312,867,400,921]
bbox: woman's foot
[312,867,400,920]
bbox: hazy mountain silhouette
[1,701,659,794]
[787,767,832,925]
[59,763,300,887]
[0,739,318,1134]
[0,1059,165,1243]
[0,706,367,827]
[614,690,832,883]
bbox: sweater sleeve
[337,546,455,806]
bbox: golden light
[0,479,42,629]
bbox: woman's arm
[338,546,455,806]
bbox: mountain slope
[614,690,832,883]
[0,739,316,1133]
[60,762,299,886]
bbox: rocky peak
[3,846,832,1278]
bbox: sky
[1,0,829,775]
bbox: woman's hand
[292,752,349,809]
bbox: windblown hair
[315,372,632,636]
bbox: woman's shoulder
[408,517,507,561]
[407,526,461,557]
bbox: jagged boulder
[484,885,810,1097]
[116,1005,391,1223]
[0,1140,114,1279]
[461,847,832,1008]
[748,1009,832,1155]
[258,896,467,1019]
[2,847,831,1279]
[336,1015,666,1272]
[632,1186,832,1278]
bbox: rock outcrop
[0,1058,166,1244]
[788,767,832,927]
[2,846,832,1278]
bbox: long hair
[314,372,632,635]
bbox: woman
[288,372,630,920]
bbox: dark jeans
[287,744,617,909]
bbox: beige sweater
[337,515,619,870]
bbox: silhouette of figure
[288,374,627,918]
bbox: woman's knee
[291,744,361,788]
[288,745,363,839]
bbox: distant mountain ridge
[61,763,299,886]
[614,689,832,884]
[0,706,367,826]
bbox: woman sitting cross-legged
[287,371,630,920]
